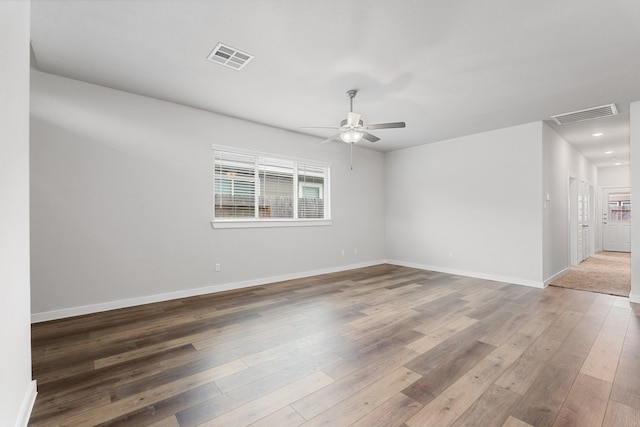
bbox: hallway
[551,252,630,297]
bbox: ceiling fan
[302,89,406,145]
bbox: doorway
[556,179,630,296]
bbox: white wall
[30,71,386,320]
[542,123,597,283]
[631,101,640,303]
[0,2,37,426]
[385,122,544,286]
[598,165,630,187]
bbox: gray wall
[0,2,36,426]
[385,122,545,286]
[30,71,386,320]
[384,120,597,288]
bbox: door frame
[569,175,577,266]
[568,174,595,266]
[599,185,631,252]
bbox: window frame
[211,145,332,229]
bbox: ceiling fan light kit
[340,130,364,143]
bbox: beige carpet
[550,251,630,297]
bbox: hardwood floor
[29,264,640,426]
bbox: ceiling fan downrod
[347,89,357,113]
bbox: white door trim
[568,174,578,266]
[568,173,595,266]
[600,186,631,252]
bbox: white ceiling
[30,1,640,167]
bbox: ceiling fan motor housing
[340,118,363,128]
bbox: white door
[602,188,631,252]
[577,181,591,262]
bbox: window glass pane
[298,164,325,218]
[302,186,320,199]
[214,151,256,217]
[215,179,232,195]
[608,193,631,221]
[259,157,294,218]
[234,180,255,195]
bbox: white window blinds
[258,156,294,218]
[214,151,256,218]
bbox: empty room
[3,1,640,426]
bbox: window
[608,192,631,221]
[212,146,331,228]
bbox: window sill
[211,219,332,229]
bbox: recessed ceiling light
[592,132,604,137]
[605,150,614,154]
[615,162,622,166]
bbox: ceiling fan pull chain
[350,142,354,170]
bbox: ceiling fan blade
[319,134,341,144]
[346,112,361,127]
[364,121,406,130]
[362,131,380,143]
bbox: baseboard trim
[385,259,545,288]
[630,291,640,304]
[543,267,569,287]
[15,380,37,427]
[31,260,386,323]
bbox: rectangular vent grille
[550,103,618,125]
[206,43,253,70]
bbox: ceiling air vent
[206,43,253,70]
[550,103,618,125]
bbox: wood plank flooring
[29,264,640,426]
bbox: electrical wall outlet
[215,263,221,272]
